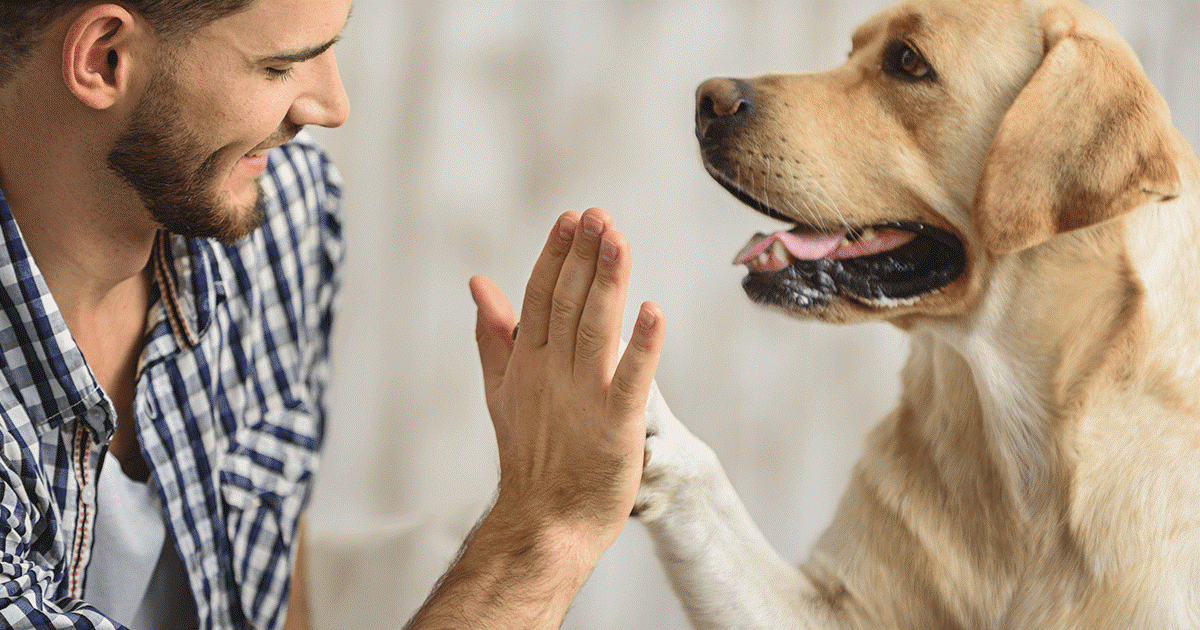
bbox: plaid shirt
[0,133,343,630]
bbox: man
[0,1,665,629]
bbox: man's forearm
[403,510,603,630]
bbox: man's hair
[0,0,257,86]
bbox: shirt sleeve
[0,431,125,630]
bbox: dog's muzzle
[695,77,967,311]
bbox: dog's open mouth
[733,221,966,309]
[703,150,967,310]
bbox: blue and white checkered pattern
[0,132,343,630]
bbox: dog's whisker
[811,175,849,230]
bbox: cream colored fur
[635,1,1200,628]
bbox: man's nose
[291,51,350,129]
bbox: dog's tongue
[733,230,846,265]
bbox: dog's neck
[1122,155,1200,390]
[910,164,1200,524]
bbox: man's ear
[62,4,141,110]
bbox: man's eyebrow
[257,35,341,65]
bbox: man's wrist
[403,505,618,630]
[466,505,608,594]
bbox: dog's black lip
[705,160,793,223]
[741,223,966,308]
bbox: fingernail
[582,215,603,240]
[558,215,577,241]
[600,238,619,264]
[637,306,658,331]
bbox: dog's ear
[972,3,1181,255]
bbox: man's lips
[243,128,301,159]
[236,135,292,174]
[243,141,284,159]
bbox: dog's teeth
[840,237,852,248]
[756,252,770,267]
[771,240,788,260]
[860,227,878,241]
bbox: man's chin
[209,192,266,245]
[154,183,266,245]
[202,166,267,243]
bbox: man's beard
[107,68,268,245]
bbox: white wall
[301,2,1200,628]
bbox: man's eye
[265,66,295,81]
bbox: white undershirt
[85,450,198,629]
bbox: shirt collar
[139,228,230,383]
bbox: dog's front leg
[635,383,849,630]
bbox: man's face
[108,0,351,244]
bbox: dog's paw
[632,380,720,522]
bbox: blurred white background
[301,2,1200,628]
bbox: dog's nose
[696,78,752,141]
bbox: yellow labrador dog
[634,0,1200,628]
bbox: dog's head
[699,0,1181,324]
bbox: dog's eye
[899,47,924,75]
[885,40,934,81]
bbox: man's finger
[517,212,581,348]
[548,208,612,358]
[470,275,517,394]
[608,302,666,418]
[574,229,631,380]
